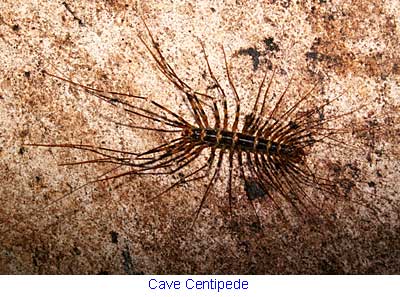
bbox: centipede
[4,17,395,244]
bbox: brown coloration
[303,1,400,79]
[25,18,361,230]
[0,1,399,274]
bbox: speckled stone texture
[0,0,399,274]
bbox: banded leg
[139,18,211,130]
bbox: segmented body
[185,128,304,162]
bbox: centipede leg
[198,42,222,129]
[243,72,267,134]
[237,152,263,229]
[190,149,224,228]
[148,162,209,202]
[250,153,291,222]
[227,151,235,218]
[222,46,241,132]
[252,68,276,135]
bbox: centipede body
[28,17,378,229]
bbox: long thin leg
[135,143,199,171]
[242,71,267,133]
[90,145,205,186]
[44,71,190,129]
[199,42,222,129]
[185,93,209,128]
[148,163,209,202]
[251,67,277,135]
[139,18,211,130]
[149,146,217,202]
[237,152,263,228]
[190,149,224,228]
[249,153,289,221]
[136,137,184,158]
[85,89,189,128]
[227,151,235,217]
[222,46,241,132]
[26,144,138,169]
[198,46,229,130]
[257,76,294,137]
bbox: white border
[2,275,399,297]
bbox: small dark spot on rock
[19,129,29,138]
[263,37,280,52]
[18,147,26,155]
[318,108,325,121]
[210,7,216,12]
[345,163,361,179]
[374,149,383,157]
[250,221,262,232]
[35,176,41,182]
[306,51,319,61]
[314,37,322,45]
[12,24,20,31]
[264,58,273,70]
[331,163,342,174]
[110,231,119,244]
[368,181,376,188]
[238,47,261,70]
[392,63,398,73]
[24,71,31,78]
[281,0,291,8]
[73,246,81,255]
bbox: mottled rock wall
[0,0,399,274]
